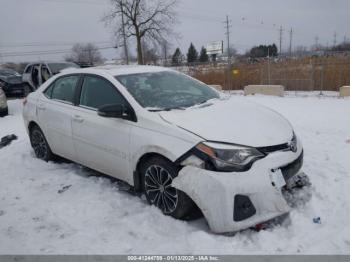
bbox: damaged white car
[23,66,306,233]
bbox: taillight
[23,97,28,106]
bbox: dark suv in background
[0,68,30,97]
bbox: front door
[71,75,132,182]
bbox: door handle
[73,115,84,123]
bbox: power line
[0,46,114,58]
[24,0,108,6]
[0,41,111,49]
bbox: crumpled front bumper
[172,140,303,233]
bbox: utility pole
[333,31,337,47]
[279,26,283,55]
[267,47,271,85]
[289,28,293,57]
[120,0,129,65]
[163,40,168,66]
[224,15,232,89]
[315,36,319,50]
[224,15,231,65]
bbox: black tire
[0,108,8,117]
[30,126,54,162]
[140,156,195,219]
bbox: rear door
[37,74,81,161]
[31,64,41,90]
[71,75,133,182]
[22,65,34,90]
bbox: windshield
[48,63,79,74]
[115,71,220,110]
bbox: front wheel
[140,157,195,219]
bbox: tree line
[172,43,209,65]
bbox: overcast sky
[0,0,349,63]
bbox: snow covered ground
[0,94,350,254]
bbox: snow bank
[0,95,350,254]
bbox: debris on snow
[0,134,17,149]
[57,185,72,194]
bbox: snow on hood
[159,97,293,147]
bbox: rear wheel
[30,126,54,162]
[140,156,195,219]
[0,108,8,117]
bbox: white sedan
[23,65,305,233]
[0,87,8,117]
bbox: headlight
[194,142,265,172]
[289,132,298,152]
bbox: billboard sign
[206,41,224,55]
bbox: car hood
[159,97,293,147]
[0,76,23,84]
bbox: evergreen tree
[199,46,209,62]
[187,43,198,63]
[172,48,182,65]
[249,44,278,58]
[270,44,278,56]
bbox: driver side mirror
[97,104,124,118]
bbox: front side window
[115,71,220,110]
[79,76,125,109]
[50,75,80,104]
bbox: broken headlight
[193,142,265,172]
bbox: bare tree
[65,43,103,67]
[142,40,159,65]
[104,0,177,65]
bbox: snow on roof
[63,65,171,76]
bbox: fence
[170,55,350,91]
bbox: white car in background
[0,87,8,117]
[22,62,80,91]
[22,66,305,233]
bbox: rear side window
[79,76,125,109]
[24,66,32,74]
[44,83,54,98]
[49,75,80,104]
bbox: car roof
[61,65,171,76]
[25,61,77,67]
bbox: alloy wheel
[145,165,178,214]
[31,130,48,160]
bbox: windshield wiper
[162,106,187,111]
[196,99,209,105]
[147,107,186,112]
